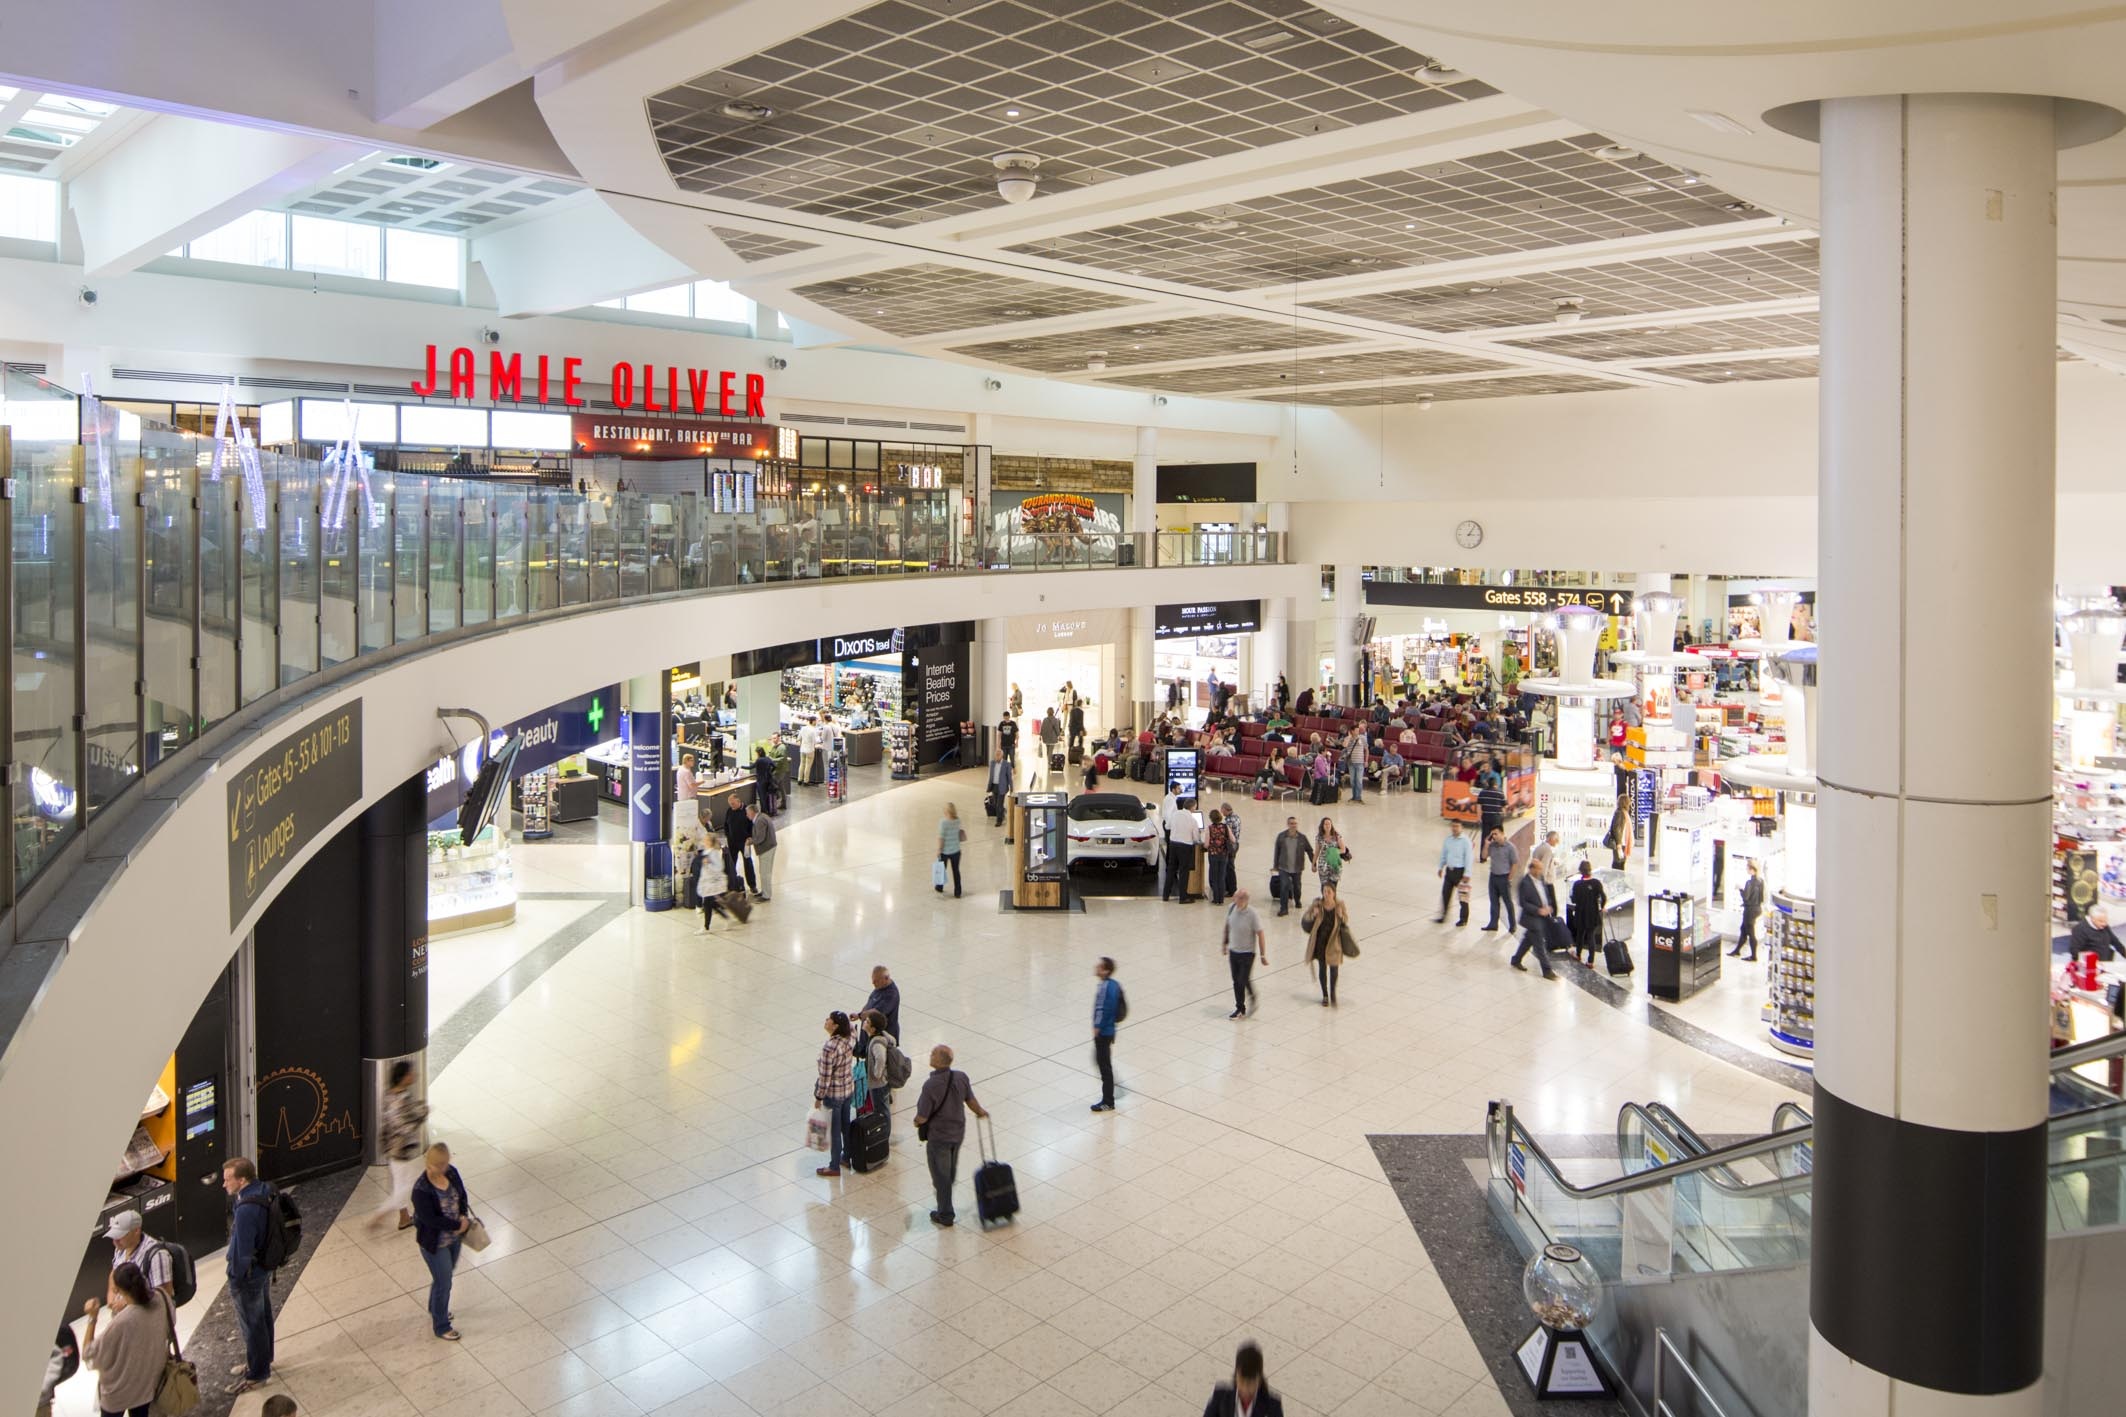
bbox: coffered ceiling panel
[710,226,821,262]
[791,262,1144,336]
[648,0,1493,228]
[949,313,1357,371]
[1303,238,1820,332]
[1656,356,1819,383]
[1251,372,1631,403]
[1008,134,1755,291]
[1503,310,1819,361]
[279,156,582,234]
[1101,345,1506,393]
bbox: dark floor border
[429,894,632,1074]
[1554,955,1813,1095]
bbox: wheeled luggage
[1604,938,1635,976]
[848,1106,890,1173]
[1050,752,1065,772]
[1068,744,1083,765]
[1107,761,1125,779]
[972,1116,1018,1226]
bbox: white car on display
[1066,793,1163,871]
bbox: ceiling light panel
[646,0,1494,228]
[791,262,1142,337]
[948,314,1358,372]
[1303,238,1820,332]
[1,89,125,171]
[1251,372,1631,405]
[1008,134,1753,291]
[261,155,585,234]
[1100,346,1507,394]
[1656,356,1820,383]
[710,225,821,262]
[1504,310,1819,361]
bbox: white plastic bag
[806,1106,831,1152]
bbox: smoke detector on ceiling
[992,152,1042,204]
[1416,60,1462,81]
[1552,298,1586,326]
[1086,352,1109,372]
[1416,395,1436,412]
[720,100,775,122]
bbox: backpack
[242,1187,303,1270]
[880,1037,915,1090]
[1113,984,1128,1024]
[139,1237,198,1306]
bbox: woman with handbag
[411,1142,481,1342]
[814,1012,857,1177]
[936,803,963,898]
[80,1260,178,1417]
[1315,817,1350,891]
[1301,883,1355,1007]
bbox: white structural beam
[370,0,524,129]
[471,196,696,316]
[65,114,364,279]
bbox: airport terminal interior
[7,4,2126,1416]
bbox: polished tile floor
[186,774,1797,1417]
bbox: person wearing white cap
[104,1211,173,1300]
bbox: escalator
[1486,1031,2126,1416]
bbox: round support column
[1812,92,2057,1414]
[1332,563,1362,702]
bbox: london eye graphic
[256,1066,361,1154]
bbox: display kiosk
[1647,890,1721,1000]
[1006,790,1074,911]
[1723,643,1823,1054]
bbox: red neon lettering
[667,367,680,415]
[536,355,551,404]
[642,363,661,412]
[411,344,439,397]
[610,362,634,408]
[687,368,710,414]
[562,358,584,407]
[489,351,522,402]
[448,346,476,399]
[744,373,765,419]
[718,370,735,416]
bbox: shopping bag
[806,1106,831,1151]
[933,859,948,888]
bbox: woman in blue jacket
[410,1142,476,1341]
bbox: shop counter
[552,774,601,823]
[844,727,883,767]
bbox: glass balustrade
[0,381,1289,909]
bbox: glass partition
[238,460,279,706]
[356,476,393,654]
[198,468,240,729]
[425,478,460,634]
[278,456,320,684]
[392,475,426,642]
[7,370,81,882]
[81,396,139,819]
[462,485,494,626]
[492,485,526,620]
[140,423,194,771]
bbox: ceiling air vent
[112,367,237,385]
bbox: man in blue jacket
[222,1156,275,1391]
[1091,957,1121,1112]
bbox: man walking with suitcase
[913,1045,988,1227]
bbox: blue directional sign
[629,711,663,842]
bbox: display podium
[1647,889,1722,1000]
[1005,791,1074,911]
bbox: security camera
[76,286,98,309]
[992,152,1042,205]
[767,355,789,371]
[1153,394,1169,407]
[1552,298,1585,326]
[1086,352,1108,372]
[1417,395,1436,412]
[983,376,1003,392]
[477,326,501,346]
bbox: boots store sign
[411,344,770,419]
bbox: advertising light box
[399,405,490,447]
[489,409,573,450]
[300,399,398,444]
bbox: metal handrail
[1615,1101,1813,1201]
[1492,1100,1813,1201]
[1653,1327,1733,1417]
[2051,1029,2126,1071]
[1772,1101,1812,1131]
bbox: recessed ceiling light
[1686,109,1754,137]
[1403,223,1415,229]
[845,284,873,295]
[1004,107,1022,118]
[1593,144,1639,161]
[1195,217,1240,232]
[1616,182,1660,197]
[1349,255,1381,266]
[1417,61,1462,81]
[720,100,775,122]
[1676,174,1704,186]
[1000,307,1033,317]
[1242,27,1298,50]
[1132,344,1141,349]
[1723,201,1753,213]
[1465,285,1496,295]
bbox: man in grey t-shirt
[1482,831,1519,932]
[1224,889,1269,1019]
[912,1047,989,1227]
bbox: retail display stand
[518,769,554,840]
[1767,891,1817,1055]
[1002,791,1077,912]
[430,826,517,936]
[887,720,916,779]
[1647,889,1720,1000]
[1723,642,1822,1054]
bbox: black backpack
[243,1187,303,1270]
[1113,984,1128,1024]
[139,1237,198,1306]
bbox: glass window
[291,215,381,279]
[188,210,287,268]
[692,280,754,325]
[383,228,459,289]
[625,285,691,317]
[594,297,624,309]
[0,174,57,242]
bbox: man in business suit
[1202,1342,1284,1417]
[1509,856,1558,979]
[1729,858,1765,960]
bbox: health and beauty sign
[229,701,364,928]
[1154,600,1262,639]
[1365,582,1634,615]
[424,685,621,824]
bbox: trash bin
[643,841,674,911]
[1413,764,1434,793]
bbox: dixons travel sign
[411,344,769,418]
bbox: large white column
[1331,563,1362,702]
[978,617,1009,735]
[1258,597,1291,705]
[1811,93,2057,1415]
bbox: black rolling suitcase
[848,1104,890,1173]
[972,1116,1018,1226]
[1604,938,1635,976]
[1049,751,1065,772]
[1068,744,1083,765]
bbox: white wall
[0,556,1312,1408]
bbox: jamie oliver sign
[410,344,768,417]
[229,701,364,928]
[1366,582,1633,615]
[1154,600,1261,639]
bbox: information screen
[1165,747,1200,801]
[183,1078,217,1142]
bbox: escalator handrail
[1773,1101,1812,1131]
[2050,1030,2126,1071]
[1617,1101,1813,1201]
[1493,1099,1813,1202]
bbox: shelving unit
[518,769,554,840]
[1767,890,1817,1057]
